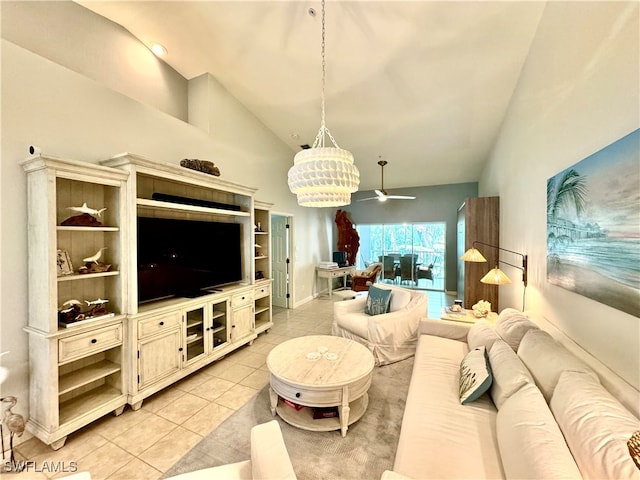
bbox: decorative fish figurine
[68,203,106,218]
[83,247,107,264]
[85,298,109,306]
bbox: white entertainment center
[21,152,273,449]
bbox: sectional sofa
[384,308,640,479]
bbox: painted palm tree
[547,168,588,222]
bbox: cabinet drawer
[231,291,253,309]
[59,324,123,364]
[138,312,181,339]
[254,283,271,299]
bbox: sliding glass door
[356,223,446,291]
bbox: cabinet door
[138,329,181,389]
[209,300,229,351]
[184,305,206,364]
[231,305,254,342]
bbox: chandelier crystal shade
[287,0,359,207]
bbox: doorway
[271,213,293,308]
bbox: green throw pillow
[459,346,493,404]
[364,285,392,316]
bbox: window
[356,223,445,291]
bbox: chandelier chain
[320,0,326,136]
[313,0,341,150]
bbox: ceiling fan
[357,160,416,202]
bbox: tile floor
[9,290,451,479]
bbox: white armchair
[166,420,296,480]
[332,285,427,365]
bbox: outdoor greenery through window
[355,223,446,291]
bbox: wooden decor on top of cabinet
[457,196,500,310]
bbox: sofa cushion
[550,370,640,480]
[393,334,503,479]
[364,285,392,315]
[497,383,582,479]
[467,319,501,351]
[459,346,492,404]
[494,308,539,351]
[518,329,599,402]
[488,339,534,410]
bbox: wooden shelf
[254,255,268,260]
[255,306,270,315]
[254,231,268,235]
[212,311,226,320]
[186,319,203,328]
[57,226,119,232]
[58,360,121,395]
[211,325,226,334]
[58,271,119,282]
[59,384,123,425]
[137,198,250,217]
[186,334,203,345]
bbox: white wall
[480,2,639,388]
[1,1,189,121]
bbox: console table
[440,307,498,324]
[316,266,355,298]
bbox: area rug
[164,357,414,480]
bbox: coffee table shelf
[275,394,368,432]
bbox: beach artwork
[547,129,640,318]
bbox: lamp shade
[480,267,512,285]
[288,146,359,207]
[460,248,488,262]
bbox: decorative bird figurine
[82,247,107,264]
[1,396,25,464]
[67,203,106,218]
[85,298,109,306]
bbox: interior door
[271,214,289,308]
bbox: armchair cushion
[364,285,392,315]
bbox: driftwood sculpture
[335,209,360,266]
[180,159,221,176]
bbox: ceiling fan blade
[356,197,381,202]
[374,189,385,197]
[387,195,416,200]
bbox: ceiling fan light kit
[287,0,359,208]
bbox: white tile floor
[10,290,452,479]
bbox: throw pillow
[459,346,492,404]
[364,285,392,316]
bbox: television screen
[137,217,243,303]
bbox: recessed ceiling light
[150,43,167,57]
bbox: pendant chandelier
[287,0,359,207]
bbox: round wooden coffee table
[267,335,374,437]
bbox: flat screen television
[137,216,243,303]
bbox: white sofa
[332,285,427,365]
[385,309,640,479]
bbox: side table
[440,308,498,324]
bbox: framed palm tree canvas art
[547,128,639,318]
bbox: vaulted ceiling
[77,1,546,190]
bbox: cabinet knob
[91,339,97,344]
[178,347,183,352]
[159,321,165,326]
[295,392,301,398]
[231,325,236,328]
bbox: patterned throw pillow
[459,346,493,404]
[364,285,392,316]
